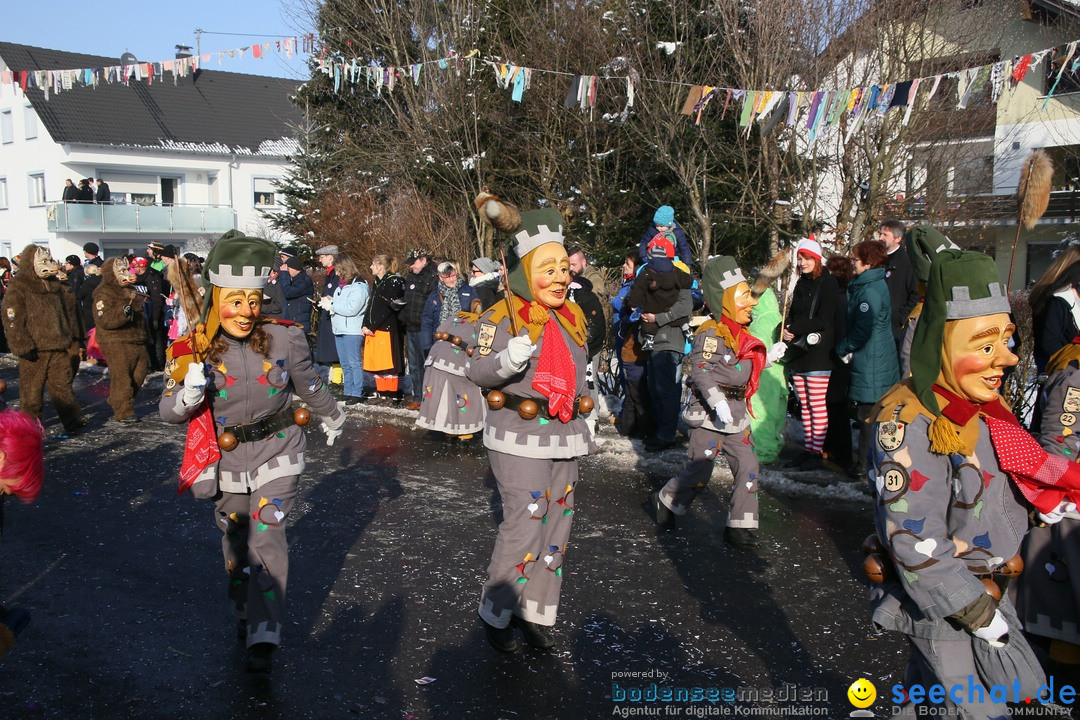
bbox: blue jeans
[334,334,364,398]
[406,330,425,402]
[646,350,683,443]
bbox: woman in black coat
[781,239,840,471]
[362,254,407,400]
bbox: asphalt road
[0,360,917,719]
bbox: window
[130,193,156,206]
[0,110,11,144]
[22,106,36,140]
[28,173,45,206]
[253,177,279,207]
[0,177,7,210]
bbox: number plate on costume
[1065,387,1080,414]
[477,322,497,357]
[702,335,718,360]
[1062,412,1077,428]
[878,420,905,451]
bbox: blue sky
[4,1,313,79]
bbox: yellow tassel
[193,323,211,357]
[528,302,549,325]
[928,415,966,455]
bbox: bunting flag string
[5,32,1080,144]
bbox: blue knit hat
[653,205,675,226]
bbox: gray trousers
[900,634,1009,719]
[659,426,759,529]
[479,451,579,629]
[214,475,298,647]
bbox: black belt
[717,383,747,401]
[221,407,295,444]
[494,392,581,420]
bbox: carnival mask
[722,281,757,326]
[114,258,136,286]
[33,250,59,279]
[528,242,570,309]
[938,313,1018,404]
[218,289,262,339]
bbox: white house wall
[0,92,295,261]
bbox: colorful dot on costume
[539,417,550,426]
[893,498,909,513]
[902,518,925,533]
[218,362,228,373]
[257,523,269,532]
[257,375,269,386]
[903,570,919,584]
[1065,428,1073,436]
[216,389,228,399]
[973,500,984,519]
[982,470,993,489]
[217,416,228,425]
[258,497,269,508]
[909,471,930,492]
[734,363,742,371]
[262,361,272,372]
[276,431,286,438]
[556,567,562,576]
[972,532,991,549]
[268,388,280,396]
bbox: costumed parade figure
[466,196,596,654]
[0,245,84,434]
[92,258,150,422]
[747,250,791,465]
[652,256,786,549]
[159,232,345,674]
[416,312,485,441]
[0,409,45,661]
[1013,324,1080,666]
[866,248,1080,718]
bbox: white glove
[503,334,535,372]
[1039,501,1077,525]
[972,609,1009,646]
[320,402,345,446]
[766,341,787,364]
[841,353,853,365]
[713,399,734,425]
[181,361,207,407]
[318,295,333,312]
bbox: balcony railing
[882,190,1080,225]
[46,202,235,234]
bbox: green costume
[748,288,787,463]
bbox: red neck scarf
[532,316,578,423]
[932,383,1080,512]
[720,314,766,404]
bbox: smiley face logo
[847,678,877,708]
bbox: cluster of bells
[217,408,311,452]
[861,533,1023,601]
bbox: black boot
[651,491,675,531]
[481,618,521,653]
[724,526,761,549]
[245,642,275,673]
[511,615,555,650]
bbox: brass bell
[451,335,462,346]
[218,431,238,452]
[862,554,889,584]
[981,577,1002,601]
[998,554,1024,577]
[518,399,539,420]
[435,331,449,341]
[486,390,506,410]
[577,395,594,415]
[861,533,885,555]
[294,408,311,426]
[466,346,475,357]
[0,379,8,394]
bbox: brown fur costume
[0,244,83,430]
[93,258,150,421]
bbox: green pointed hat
[506,209,565,300]
[904,225,960,285]
[909,249,1011,415]
[701,255,745,319]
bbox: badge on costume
[859,302,870,313]
[883,468,907,493]
[478,322,497,357]
[1064,387,1080,414]
[5,308,13,320]
[878,420,905,451]
[166,378,177,389]
[1061,412,1077,428]
[702,336,718,360]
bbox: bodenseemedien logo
[847,678,876,718]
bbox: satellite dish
[120,52,138,66]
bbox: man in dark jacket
[130,257,167,371]
[62,179,78,203]
[401,248,438,410]
[62,256,85,300]
[95,178,111,204]
[879,219,919,344]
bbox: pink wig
[0,410,44,502]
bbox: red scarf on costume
[720,314,766,405]
[178,401,220,495]
[932,384,1080,512]
[532,316,577,423]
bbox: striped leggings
[792,373,830,455]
